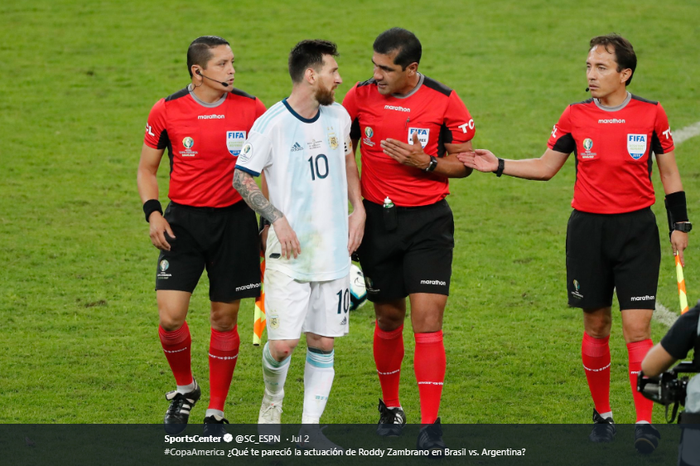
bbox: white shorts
[264,268,350,340]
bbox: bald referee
[137,36,265,435]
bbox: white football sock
[262,342,290,399]
[302,348,335,424]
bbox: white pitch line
[673,121,700,145]
[654,301,683,327]
[654,121,700,326]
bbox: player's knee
[306,335,334,353]
[268,340,297,361]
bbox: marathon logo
[235,282,261,292]
[420,279,447,286]
[384,105,411,112]
[198,114,225,119]
[598,118,626,124]
[630,295,655,302]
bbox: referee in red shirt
[137,36,265,435]
[460,34,690,454]
[343,27,476,454]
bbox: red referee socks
[581,332,612,415]
[208,326,240,412]
[373,323,404,408]
[414,330,445,425]
[627,339,653,423]
[159,322,193,386]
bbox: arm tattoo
[233,170,283,223]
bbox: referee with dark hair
[137,36,265,435]
[461,34,690,454]
[343,27,476,455]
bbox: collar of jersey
[593,91,632,113]
[187,84,227,108]
[283,98,320,123]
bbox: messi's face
[314,55,342,106]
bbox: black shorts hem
[569,300,613,310]
[210,290,261,303]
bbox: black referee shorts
[566,207,660,310]
[357,199,454,302]
[155,201,261,302]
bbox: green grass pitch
[1,0,699,427]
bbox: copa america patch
[227,131,246,156]
[238,143,253,163]
[627,134,647,160]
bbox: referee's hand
[671,230,689,267]
[149,212,176,251]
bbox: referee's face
[203,45,236,89]
[372,51,411,96]
[586,45,630,102]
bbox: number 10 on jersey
[308,154,329,181]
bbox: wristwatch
[673,222,693,233]
[425,156,438,172]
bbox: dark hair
[187,36,230,78]
[288,40,339,83]
[589,34,637,86]
[373,28,422,70]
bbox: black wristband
[494,158,505,177]
[143,199,163,223]
[259,216,271,234]
[665,191,689,232]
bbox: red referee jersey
[144,86,266,208]
[548,94,674,214]
[343,75,475,207]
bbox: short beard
[315,86,335,106]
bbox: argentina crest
[327,127,338,150]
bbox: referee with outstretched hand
[137,35,265,435]
[460,33,690,455]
